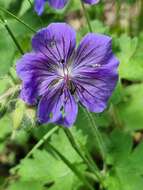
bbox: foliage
[0,0,143,190]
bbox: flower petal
[38,87,78,127]
[73,33,119,112]
[34,0,46,15]
[16,53,59,104]
[32,23,76,63]
[57,89,78,127]
[38,86,63,124]
[20,82,38,105]
[48,0,68,9]
[83,0,100,5]
[73,33,114,70]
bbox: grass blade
[0,7,36,33]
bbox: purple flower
[16,23,119,127]
[34,0,100,15]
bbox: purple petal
[32,23,76,63]
[38,87,78,127]
[57,89,78,127]
[16,53,59,104]
[34,0,46,15]
[73,33,119,112]
[83,0,100,4]
[38,85,63,123]
[73,33,113,70]
[48,0,68,9]
[20,82,38,105]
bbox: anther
[61,59,65,64]
[92,63,101,68]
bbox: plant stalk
[84,109,106,162]
[63,128,103,183]
[0,16,24,55]
[25,126,59,158]
[48,142,95,190]
[80,0,92,32]
[0,7,36,33]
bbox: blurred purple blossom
[34,0,100,15]
[16,23,119,127]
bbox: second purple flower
[35,0,100,15]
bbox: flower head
[34,0,100,15]
[16,23,119,127]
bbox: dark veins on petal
[17,23,119,127]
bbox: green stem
[83,145,99,170]
[0,16,24,55]
[137,0,143,33]
[0,7,36,33]
[11,126,59,174]
[84,109,106,162]
[25,126,59,158]
[63,128,102,182]
[48,142,95,190]
[114,0,121,34]
[80,0,92,32]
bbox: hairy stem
[0,7,36,33]
[84,109,106,162]
[11,126,59,174]
[25,126,59,158]
[48,142,95,190]
[63,128,103,184]
[80,0,92,32]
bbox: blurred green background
[0,0,143,190]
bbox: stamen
[92,63,101,68]
[61,59,65,64]
[69,81,76,95]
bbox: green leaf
[76,107,111,151]
[118,84,143,130]
[66,0,81,12]
[9,128,87,190]
[77,20,109,44]
[118,34,143,81]
[105,130,143,190]
[8,181,43,190]
[83,20,109,35]
[50,127,87,162]
[0,0,13,9]
[105,129,132,165]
